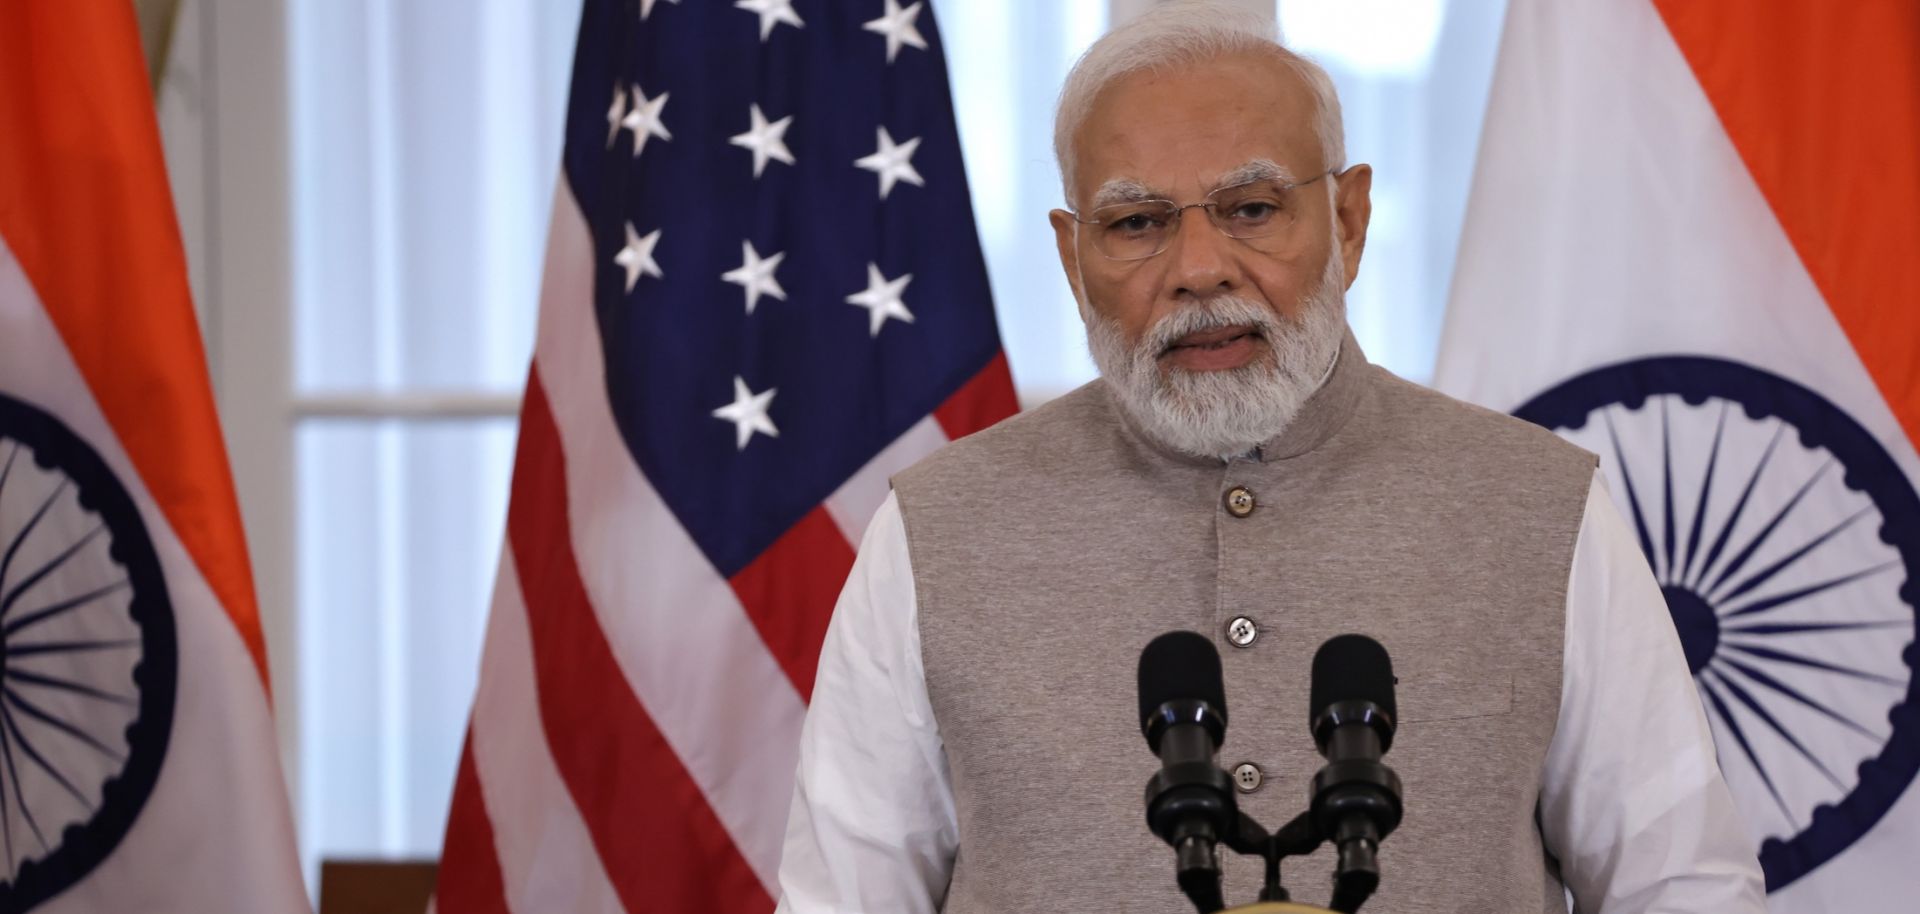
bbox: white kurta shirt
[775,470,1766,913]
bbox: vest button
[1223,486,1256,518]
[1226,615,1258,647]
[1232,761,1263,793]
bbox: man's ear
[1332,164,1373,290]
[1050,208,1086,303]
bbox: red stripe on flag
[511,371,773,913]
[934,350,1019,441]
[728,506,856,701]
[434,732,510,914]
[727,353,1018,702]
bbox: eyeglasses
[1066,170,1335,261]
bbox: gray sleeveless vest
[891,335,1597,913]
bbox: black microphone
[1307,634,1403,914]
[1138,631,1236,914]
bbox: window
[1280,0,1509,381]
[286,0,579,870]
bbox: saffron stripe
[434,733,510,914]
[0,6,268,687]
[728,505,857,701]
[1651,1,1920,447]
[934,350,1020,442]
[511,370,772,913]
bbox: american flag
[432,0,1017,910]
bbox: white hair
[1053,0,1346,207]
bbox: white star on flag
[735,0,804,42]
[863,0,928,64]
[639,0,679,20]
[604,81,627,148]
[846,262,916,337]
[620,83,672,158]
[854,127,925,200]
[613,223,663,292]
[712,376,779,450]
[730,104,796,178]
[720,241,787,314]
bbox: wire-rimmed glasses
[1067,170,1335,261]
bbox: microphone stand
[1217,810,1318,907]
[1201,808,1375,914]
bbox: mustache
[1139,297,1281,360]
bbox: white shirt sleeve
[1541,469,1768,912]
[775,492,957,914]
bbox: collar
[1253,326,1367,462]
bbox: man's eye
[1228,201,1280,222]
[1108,213,1162,233]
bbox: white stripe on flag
[1439,0,1920,908]
[470,551,624,914]
[825,416,949,546]
[531,184,801,894]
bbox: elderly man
[775,3,1765,912]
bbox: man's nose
[1165,207,1237,299]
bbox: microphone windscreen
[1310,633,1396,722]
[1137,630,1228,736]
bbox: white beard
[1082,251,1348,460]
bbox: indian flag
[0,4,307,912]
[1437,0,1920,908]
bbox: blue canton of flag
[572,0,1006,575]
